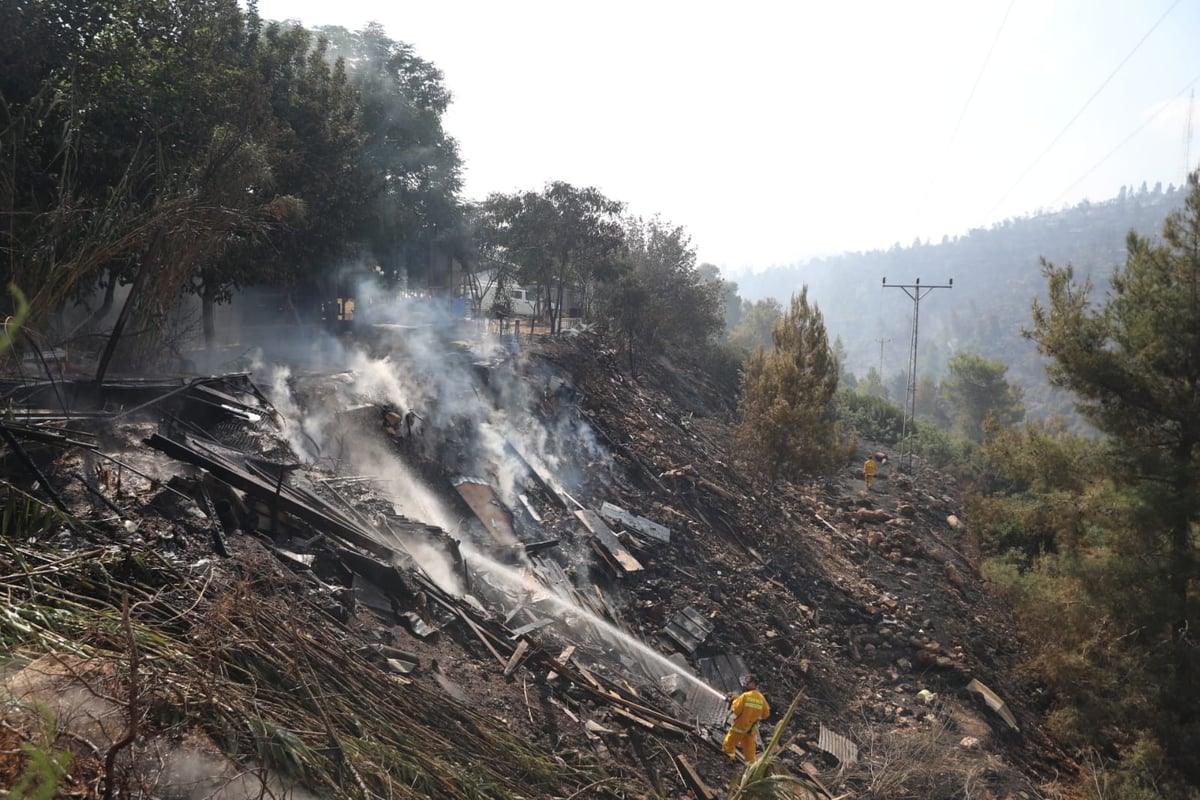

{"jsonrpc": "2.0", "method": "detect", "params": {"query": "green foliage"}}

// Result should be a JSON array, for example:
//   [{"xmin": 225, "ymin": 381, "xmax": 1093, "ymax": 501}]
[
  {"xmin": 832, "ymin": 389, "xmax": 904, "ymax": 442},
  {"xmin": 940, "ymin": 351, "xmax": 1025, "ymax": 442},
  {"xmin": 319, "ymin": 22, "xmax": 464, "ymax": 279},
  {"xmin": 907, "ymin": 420, "xmax": 966, "ymax": 469},
  {"xmin": 856, "ymin": 366, "xmax": 888, "ymax": 401},
  {"xmin": 729, "ymin": 297, "xmax": 783, "ymax": 352},
  {"xmin": 601, "ymin": 217, "xmax": 723, "ymax": 375},
  {"xmin": 735, "ymin": 186, "xmax": 1188, "ymax": 426},
  {"xmin": 479, "ymin": 182, "xmax": 625, "ymax": 333},
  {"xmin": 1, "ymin": 284, "xmax": 29, "ymax": 355},
  {"xmin": 1, "ymin": 483, "xmax": 78, "ymax": 541},
  {"xmin": 734, "ymin": 288, "xmax": 846, "ymax": 479},
  {"xmin": 9, "ymin": 704, "xmax": 72, "ymax": 800},
  {"xmin": 970, "ymin": 172, "xmax": 1200, "ymax": 795},
  {"xmin": 2, "ymin": 3, "xmax": 462, "ymax": 346},
  {"xmin": 702, "ymin": 341, "xmax": 750, "ymax": 398}
]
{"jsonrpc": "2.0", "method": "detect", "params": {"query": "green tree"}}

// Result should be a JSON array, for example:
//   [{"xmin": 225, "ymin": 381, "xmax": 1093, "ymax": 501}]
[
  {"xmin": 480, "ymin": 182, "xmax": 625, "ymax": 333},
  {"xmin": 1016, "ymin": 170, "xmax": 1200, "ymax": 787},
  {"xmin": 605, "ymin": 217, "xmax": 723, "ymax": 374},
  {"xmin": 912, "ymin": 373, "xmax": 945, "ymax": 424},
  {"xmin": 2, "ymin": 0, "xmax": 281, "ymax": 352},
  {"xmin": 729, "ymin": 298, "xmax": 783, "ymax": 352},
  {"xmin": 856, "ymin": 366, "xmax": 888, "ymax": 400},
  {"xmin": 940, "ymin": 351, "xmax": 1025, "ymax": 443},
  {"xmin": 323, "ymin": 23, "xmax": 463, "ymax": 283},
  {"xmin": 734, "ymin": 287, "xmax": 844, "ymax": 479}
]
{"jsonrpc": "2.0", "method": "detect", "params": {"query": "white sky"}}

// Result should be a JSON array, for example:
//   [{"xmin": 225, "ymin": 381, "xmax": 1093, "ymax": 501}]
[{"xmin": 252, "ymin": 0, "xmax": 1200, "ymax": 275}]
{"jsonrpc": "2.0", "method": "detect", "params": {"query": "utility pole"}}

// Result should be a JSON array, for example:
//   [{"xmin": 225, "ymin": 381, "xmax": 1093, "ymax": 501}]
[
  {"xmin": 882, "ymin": 277, "xmax": 952, "ymax": 472},
  {"xmin": 874, "ymin": 337, "xmax": 891, "ymax": 378},
  {"xmin": 1184, "ymin": 88, "xmax": 1195, "ymax": 182}
]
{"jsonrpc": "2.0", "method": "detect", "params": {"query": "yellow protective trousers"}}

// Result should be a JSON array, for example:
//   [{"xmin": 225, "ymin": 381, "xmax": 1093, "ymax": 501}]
[{"xmin": 722, "ymin": 725, "xmax": 759, "ymax": 762}]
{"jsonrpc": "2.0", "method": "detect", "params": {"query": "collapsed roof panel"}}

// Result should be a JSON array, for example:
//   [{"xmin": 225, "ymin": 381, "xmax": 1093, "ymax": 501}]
[{"xmin": 452, "ymin": 477, "xmax": 519, "ymax": 546}]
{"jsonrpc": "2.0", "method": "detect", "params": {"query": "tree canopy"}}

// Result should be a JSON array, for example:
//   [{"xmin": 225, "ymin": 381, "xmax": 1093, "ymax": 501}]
[
  {"xmin": 970, "ymin": 171, "xmax": 1200, "ymax": 796},
  {"xmin": 478, "ymin": 182, "xmax": 625, "ymax": 333},
  {"xmin": 734, "ymin": 287, "xmax": 845, "ymax": 479},
  {"xmin": 939, "ymin": 351, "xmax": 1025, "ymax": 443},
  {"xmin": 1, "ymin": 2, "xmax": 463, "ymax": 354}
]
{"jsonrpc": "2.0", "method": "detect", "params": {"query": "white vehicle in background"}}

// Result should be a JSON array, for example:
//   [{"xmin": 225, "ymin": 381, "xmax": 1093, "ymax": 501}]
[{"xmin": 479, "ymin": 282, "xmax": 538, "ymax": 318}]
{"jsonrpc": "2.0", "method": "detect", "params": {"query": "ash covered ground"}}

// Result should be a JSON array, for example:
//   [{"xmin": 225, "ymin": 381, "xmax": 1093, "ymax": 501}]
[{"xmin": 0, "ymin": 311, "xmax": 1075, "ymax": 799}]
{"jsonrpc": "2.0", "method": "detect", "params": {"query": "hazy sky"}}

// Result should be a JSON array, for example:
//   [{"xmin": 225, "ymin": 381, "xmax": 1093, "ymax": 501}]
[{"xmin": 252, "ymin": 0, "xmax": 1200, "ymax": 275}]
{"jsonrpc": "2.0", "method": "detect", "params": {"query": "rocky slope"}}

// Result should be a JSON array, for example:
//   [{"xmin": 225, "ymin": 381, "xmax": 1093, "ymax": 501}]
[{"xmin": 0, "ymin": 327, "xmax": 1073, "ymax": 799}]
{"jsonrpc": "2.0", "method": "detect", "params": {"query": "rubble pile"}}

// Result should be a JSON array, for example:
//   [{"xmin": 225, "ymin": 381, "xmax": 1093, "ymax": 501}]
[{"xmin": 0, "ymin": 331, "xmax": 1072, "ymax": 799}]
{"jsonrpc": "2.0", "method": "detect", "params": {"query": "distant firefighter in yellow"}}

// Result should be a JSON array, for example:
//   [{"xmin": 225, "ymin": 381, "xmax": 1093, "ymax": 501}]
[
  {"xmin": 723, "ymin": 674, "xmax": 770, "ymax": 763},
  {"xmin": 864, "ymin": 457, "xmax": 877, "ymax": 490}
]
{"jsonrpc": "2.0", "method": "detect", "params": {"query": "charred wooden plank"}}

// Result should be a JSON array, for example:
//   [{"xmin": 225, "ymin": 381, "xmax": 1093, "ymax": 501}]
[
  {"xmin": 503, "ymin": 639, "xmax": 532, "ymax": 677},
  {"xmin": 599, "ymin": 501, "xmax": 670, "ymax": 544},
  {"xmin": 577, "ymin": 509, "xmax": 643, "ymax": 573},
  {"xmin": 674, "ymin": 754, "xmax": 716, "ymax": 800}
]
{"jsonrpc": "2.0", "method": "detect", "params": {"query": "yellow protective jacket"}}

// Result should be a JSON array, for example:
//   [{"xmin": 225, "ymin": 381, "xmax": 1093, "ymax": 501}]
[
  {"xmin": 864, "ymin": 459, "xmax": 877, "ymax": 478},
  {"xmin": 729, "ymin": 689, "xmax": 770, "ymax": 734}
]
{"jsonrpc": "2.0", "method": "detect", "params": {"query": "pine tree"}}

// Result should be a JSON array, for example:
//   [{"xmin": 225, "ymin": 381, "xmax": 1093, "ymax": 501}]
[
  {"xmin": 1029, "ymin": 170, "xmax": 1200, "ymax": 782},
  {"xmin": 734, "ymin": 287, "xmax": 843, "ymax": 479},
  {"xmin": 940, "ymin": 351, "xmax": 1025, "ymax": 443}
]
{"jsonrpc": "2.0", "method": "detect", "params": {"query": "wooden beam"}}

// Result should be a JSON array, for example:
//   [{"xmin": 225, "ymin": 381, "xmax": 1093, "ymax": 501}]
[
  {"xmin": 504, "ymin": 639, "xmax": 532, "ymax": 677},
  {"xmin": 674, "ymin": 754, "xmax": 716, "ymax": 800}
]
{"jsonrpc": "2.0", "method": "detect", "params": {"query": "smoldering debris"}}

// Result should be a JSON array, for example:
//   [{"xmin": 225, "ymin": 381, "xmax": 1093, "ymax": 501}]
[{"xmin": 0, "ymin": 322, "xmax": 731, "ymax": 771}]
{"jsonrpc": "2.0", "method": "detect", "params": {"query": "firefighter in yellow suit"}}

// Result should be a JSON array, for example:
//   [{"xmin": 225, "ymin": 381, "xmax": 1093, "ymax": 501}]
[
  {"xmin": 723, "ymin": 674, "xmax": 770, "ymax": 763},
  {"xmin": 863, "ymin": 457, "xmax": 877, "ymax": 490}
]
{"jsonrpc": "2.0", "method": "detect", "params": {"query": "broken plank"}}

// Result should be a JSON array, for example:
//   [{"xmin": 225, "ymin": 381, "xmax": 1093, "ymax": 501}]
[
  {"xmin": 674, "ymin": 754, "xmax": 716, "ymax": 800},
  {"xmin": 574, "ymin": 663, "xmax": 605, "ymax": 691},
  {"xmin": 455, "ymin": 608, "xmax": 510, "ymax": 668},
  {"xmin": 504, "ymin": 639, "xmax": 532, "ymax": 677},
  {"xmin": 612, "ymin": 706, "xmax": 691, "ymax": 737},
  {"xmin": 599, "ymin": 501, "xmax": 670, "ymax": 544},
  {"xmin": 577, "ymin": 509, "xmax": 643, "ymax": 573},
  {"xmin": 549, "ymin": 696, "xmax": 579, "ymax": 723},
  {"xmin": 800, "ymin": 762, "xmax": 836, "ymax": 800},
  {"xmin": 610, "ymin": 706, "xmax": 658, "ymax": 731},
  {"xmin": 547, "ymin": 645, "xmax": 576, "ymax": 682}
]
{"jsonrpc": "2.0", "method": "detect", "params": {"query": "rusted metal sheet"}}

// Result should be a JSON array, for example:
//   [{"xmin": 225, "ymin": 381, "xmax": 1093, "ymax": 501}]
[
  {"xmin": 576, "ymin": 509, "xmax": 643, "ymax": 573},
  {"xmin": 817, "ymin": 724, "xmax": 859, "ymax": 765},
  {"xmin": 453, "ymin": 477, "xmax": 519, "ymax": 545},
  {"xmin": 966, "ymin": 678, "xmax": 1019, "ymax": 730},
  {"xmin": 599, "ymin": 501, "xmax": 670, "ymax": 544},
  {"xmin": 662, "ymin": 605, "xmax": 715, "ymax": 654}
]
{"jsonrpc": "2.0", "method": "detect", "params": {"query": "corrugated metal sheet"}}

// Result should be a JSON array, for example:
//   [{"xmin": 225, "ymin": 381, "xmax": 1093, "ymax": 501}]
[{"xmin": 817, "ymin": 724, "xmax": 859, "ymax": 765}]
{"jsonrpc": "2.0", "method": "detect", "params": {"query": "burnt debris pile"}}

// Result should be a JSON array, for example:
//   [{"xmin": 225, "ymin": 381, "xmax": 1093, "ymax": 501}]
[{"xmin": 1, "ymin": 329, "xmax": 1067, "ymax": 799}]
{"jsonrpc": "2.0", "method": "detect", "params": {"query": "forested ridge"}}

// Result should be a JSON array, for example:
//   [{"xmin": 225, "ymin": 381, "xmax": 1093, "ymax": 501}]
[{"xmin": 735, "ymin": 185, "xmax": 1187, "ymax": 422}]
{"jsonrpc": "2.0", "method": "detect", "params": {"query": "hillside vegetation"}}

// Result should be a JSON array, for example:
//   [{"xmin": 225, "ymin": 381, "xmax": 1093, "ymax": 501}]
[{"xmin": 734, "ymin": 185, "xmax": 1186, "ymax": 422}]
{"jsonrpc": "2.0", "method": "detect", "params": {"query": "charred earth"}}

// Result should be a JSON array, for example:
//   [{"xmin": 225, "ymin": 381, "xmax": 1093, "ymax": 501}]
[{"xmin": 0, "ymin": 323, "xmax": 1071, "ymax": 799}]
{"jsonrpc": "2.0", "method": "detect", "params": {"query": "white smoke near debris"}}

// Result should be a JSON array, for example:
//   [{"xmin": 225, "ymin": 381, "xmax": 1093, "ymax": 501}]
[
  {"xmin": 150, "ymin": 747, "xmax": 321, "ymax": 800},
  {"xmin": 248, "ymin": 276, "xmax": 614, "ymax": 577}
]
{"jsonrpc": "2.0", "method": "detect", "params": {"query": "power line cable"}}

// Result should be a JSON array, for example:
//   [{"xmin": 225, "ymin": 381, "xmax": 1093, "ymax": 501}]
[
  {"xmin": 942, "ymin": 1, "xmax": 1016, "ymax": 170},
  {"xmin": 1053, "ymin": 71, "xmax": 1200, "ymax": 204},
  {"xmin": 986, "ymin": 0, "xmax": 1184, "ymax": 217},
  {"xmin": 919, "ymin": 0, "xmax": 1015, "ymax": 215}
]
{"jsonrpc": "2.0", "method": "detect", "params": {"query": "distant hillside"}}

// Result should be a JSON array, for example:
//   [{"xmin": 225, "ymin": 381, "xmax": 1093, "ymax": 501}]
[{"xmin": 736, "ymin": 184, "xmax": 1187, "ymax": 422}]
